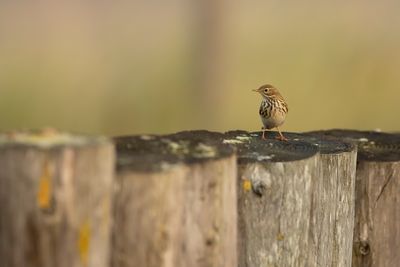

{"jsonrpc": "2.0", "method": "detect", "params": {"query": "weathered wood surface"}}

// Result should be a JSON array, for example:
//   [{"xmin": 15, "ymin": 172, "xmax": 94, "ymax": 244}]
[
  {"xmin": 112, "ymin": 131, "xmax": 237, "ymax": 267},
  {"xmin": 302, "ymin": 132, "xmax": 357, "ymax": 267},
  {"xmin": 310, "ymin": 130, "xmax": 400, "ymax": 267},
  {"xmin": 224, "ymin": 131, "xmax": 320, "ymax": 267},
  {"xmin": 0, "ymin": 130, "xmax": 115, "ymax": 267},
  {"xmin": 224, "ymin": 130, "xmax": 357, "ymax": 267}
]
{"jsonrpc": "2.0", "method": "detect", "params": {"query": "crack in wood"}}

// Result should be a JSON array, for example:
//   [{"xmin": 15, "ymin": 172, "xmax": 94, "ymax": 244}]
[
  {"xmin": 277, "ymin": 165, "xmax": 286, "ymax": 265},
  {"xmin": 375, "ymin": 170, "xmax": 394, "ymax": 204}
]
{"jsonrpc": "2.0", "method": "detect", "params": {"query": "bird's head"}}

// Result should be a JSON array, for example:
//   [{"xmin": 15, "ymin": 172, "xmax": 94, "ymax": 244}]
[{"xmin": 253, "ymin": 84, "xmax": 281, "ymax": 99}]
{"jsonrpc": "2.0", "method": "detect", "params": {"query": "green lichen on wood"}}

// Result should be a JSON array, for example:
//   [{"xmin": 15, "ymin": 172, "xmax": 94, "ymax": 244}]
[
  {"xmin": 0, "ymin": 129, "xmax": 108, "ymax": 148},
  {"xmin": 115, "ymin": 130, "xmax": 234, "ymax": 172}
]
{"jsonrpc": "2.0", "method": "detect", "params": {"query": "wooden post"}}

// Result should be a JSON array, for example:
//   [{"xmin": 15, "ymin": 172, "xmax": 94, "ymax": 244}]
[
  {"xmin": 300, "ymin": 133, "xmax": 357, "ymax": 267},
  {"xmin": 225, "ymin": 131, "xmax": 357, "ymax": 267},
  {"xmin": 112, "ymin": 130, "xmax": 237, "ymax": 267},
  {"xmin": 309, "ymin": 130, "xmax": 400, "ymax": 267},
  {"xmin": 0, "ymin": 129, "xmax": 115, "ymax": 267},
  {"xmin": 224, "ymin": 131, "xmax": 320, "ymax": 267}
]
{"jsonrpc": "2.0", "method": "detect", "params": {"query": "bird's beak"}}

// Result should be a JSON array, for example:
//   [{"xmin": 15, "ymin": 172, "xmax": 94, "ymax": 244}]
[{"xmin": 252, "ymin": 89, "xmax": 258, "ymax": 92}]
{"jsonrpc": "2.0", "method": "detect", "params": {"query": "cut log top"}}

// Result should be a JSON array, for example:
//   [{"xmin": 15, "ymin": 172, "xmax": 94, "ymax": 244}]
[
  {"xmin": 290, "ymin": 132, "xmax": 355, "ymax": 154},
  {"xmin": 114, "ymin": 130, "xmax": 235, "ymax": 172},
  {"xmin": 224, "ymin": 131, "xmax": 319, "ymax": 163},
  {"xmin": 0, "ymin": 128, "xmax": 109, "ymax": 149},
  {"xmin": 308, "ymin": 129, "xmax": 400, "ymax": 161}
]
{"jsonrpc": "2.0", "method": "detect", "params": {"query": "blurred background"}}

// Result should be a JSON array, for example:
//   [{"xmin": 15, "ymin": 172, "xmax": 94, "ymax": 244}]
[{"xmin": 0, "ymin": 0, "xmax": 399, "ymax": 136}]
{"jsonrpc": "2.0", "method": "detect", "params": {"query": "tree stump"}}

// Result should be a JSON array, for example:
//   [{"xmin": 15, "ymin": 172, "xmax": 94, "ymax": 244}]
[
  {"xmin": 310, "ymin": 130, "xmax": 400, "ymax": 267},
  {"xmin": 224, "ymin": 130, "xmax": 320, "ymax": 267},
  {"xmin": 112, "ymin": 130, "xmax": 237, "ymax": 267},
  {"xmin": 0, "ymin": 129, "xmax": 115, "ymax": 267},
  {"xmin": 301, "ymin": 132, "xmax": 357, "ymax": 267}
]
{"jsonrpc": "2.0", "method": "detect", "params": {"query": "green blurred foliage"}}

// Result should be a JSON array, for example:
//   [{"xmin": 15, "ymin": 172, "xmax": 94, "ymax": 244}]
[{"xmin": 0, "ymin": 1, "xmax": 399, "ymax": 135}]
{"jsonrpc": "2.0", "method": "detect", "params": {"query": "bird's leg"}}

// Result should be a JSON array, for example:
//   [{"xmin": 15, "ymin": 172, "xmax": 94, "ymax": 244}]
[
  {"xmin": 275, "ymin": 127, "xmax": 288, "ymax": 141},
  {"xmin": 261, "ymin": 127, "xmax": 267, "ymax": 140}
]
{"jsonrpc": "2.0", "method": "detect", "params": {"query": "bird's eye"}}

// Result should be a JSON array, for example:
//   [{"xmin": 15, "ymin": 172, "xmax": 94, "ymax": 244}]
[{"xmin": 264, "ymin": 89, "xmax": 268, "ymax": 93}]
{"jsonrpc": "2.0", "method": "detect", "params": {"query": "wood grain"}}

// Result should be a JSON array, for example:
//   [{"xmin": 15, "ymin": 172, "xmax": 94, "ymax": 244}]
[
  {"xmin": 225, "ymin": 131, "xmax": 319, "ymax": 267},
  {"xmin": 0, "ymin": 130, "xmax": 115, "ymax": 267},
  {"xmin": 112, "ymin": 131, "xmax": 237, "ymax": 267},
  {"xmin": 310, "ymin": 130, "xmax": 400, "ymax": 267}
]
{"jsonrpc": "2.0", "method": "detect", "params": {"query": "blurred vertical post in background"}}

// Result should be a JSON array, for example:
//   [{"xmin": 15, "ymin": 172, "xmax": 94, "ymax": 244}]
[{"xmin": 189, "ymin": 0, "xmax": 228, "ymax": 128}]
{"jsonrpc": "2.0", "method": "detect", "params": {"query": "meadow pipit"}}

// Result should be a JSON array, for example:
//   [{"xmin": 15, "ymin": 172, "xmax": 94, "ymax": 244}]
[{"xmin": 253, "ymin": 84, "xmax": 288, "ymax": 141}]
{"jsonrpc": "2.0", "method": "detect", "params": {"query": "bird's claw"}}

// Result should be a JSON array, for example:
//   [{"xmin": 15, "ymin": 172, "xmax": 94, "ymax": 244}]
[{"xmin": 276, "ymin": 135, "xmax": 288, "ymax": 141}]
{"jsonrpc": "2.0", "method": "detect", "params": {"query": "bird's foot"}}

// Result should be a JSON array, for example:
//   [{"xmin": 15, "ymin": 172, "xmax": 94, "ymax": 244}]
[
  {"xmin": 261, "ymin": 131, "xmax": 268, "ymax": 140},
  {"xmin": 276, "ymin": 135, "xmax": 288, "ymax": 141}
]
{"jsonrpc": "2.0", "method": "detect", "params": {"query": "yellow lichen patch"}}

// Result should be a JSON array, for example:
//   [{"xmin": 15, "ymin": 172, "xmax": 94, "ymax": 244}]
[
  {"xmin": 157, "ymin": 223, "xmax": 169, "ymax": 251},
  {"xmin": 242, "ymin": 179, "xmax": 252, "ymax": 192},
  {"xmin": 37, "ymin": 161, "xmax": 52, "ymax": 209},
  {"xmin": 78, "ymin": 221, "xmax": 91, "ymax": 266},
  {"xmin": 276, "ymin": 232, "xmax": 285, "ymax": 241},
  {"xmin": 101, "ymin": 197, "xmax": 111, "ymax": 238}
]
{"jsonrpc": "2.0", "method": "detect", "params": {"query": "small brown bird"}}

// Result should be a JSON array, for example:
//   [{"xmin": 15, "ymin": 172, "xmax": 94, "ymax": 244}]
[{"xmin": 253, "ymin": 84, "xmax": 289, "ymax": 141}]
